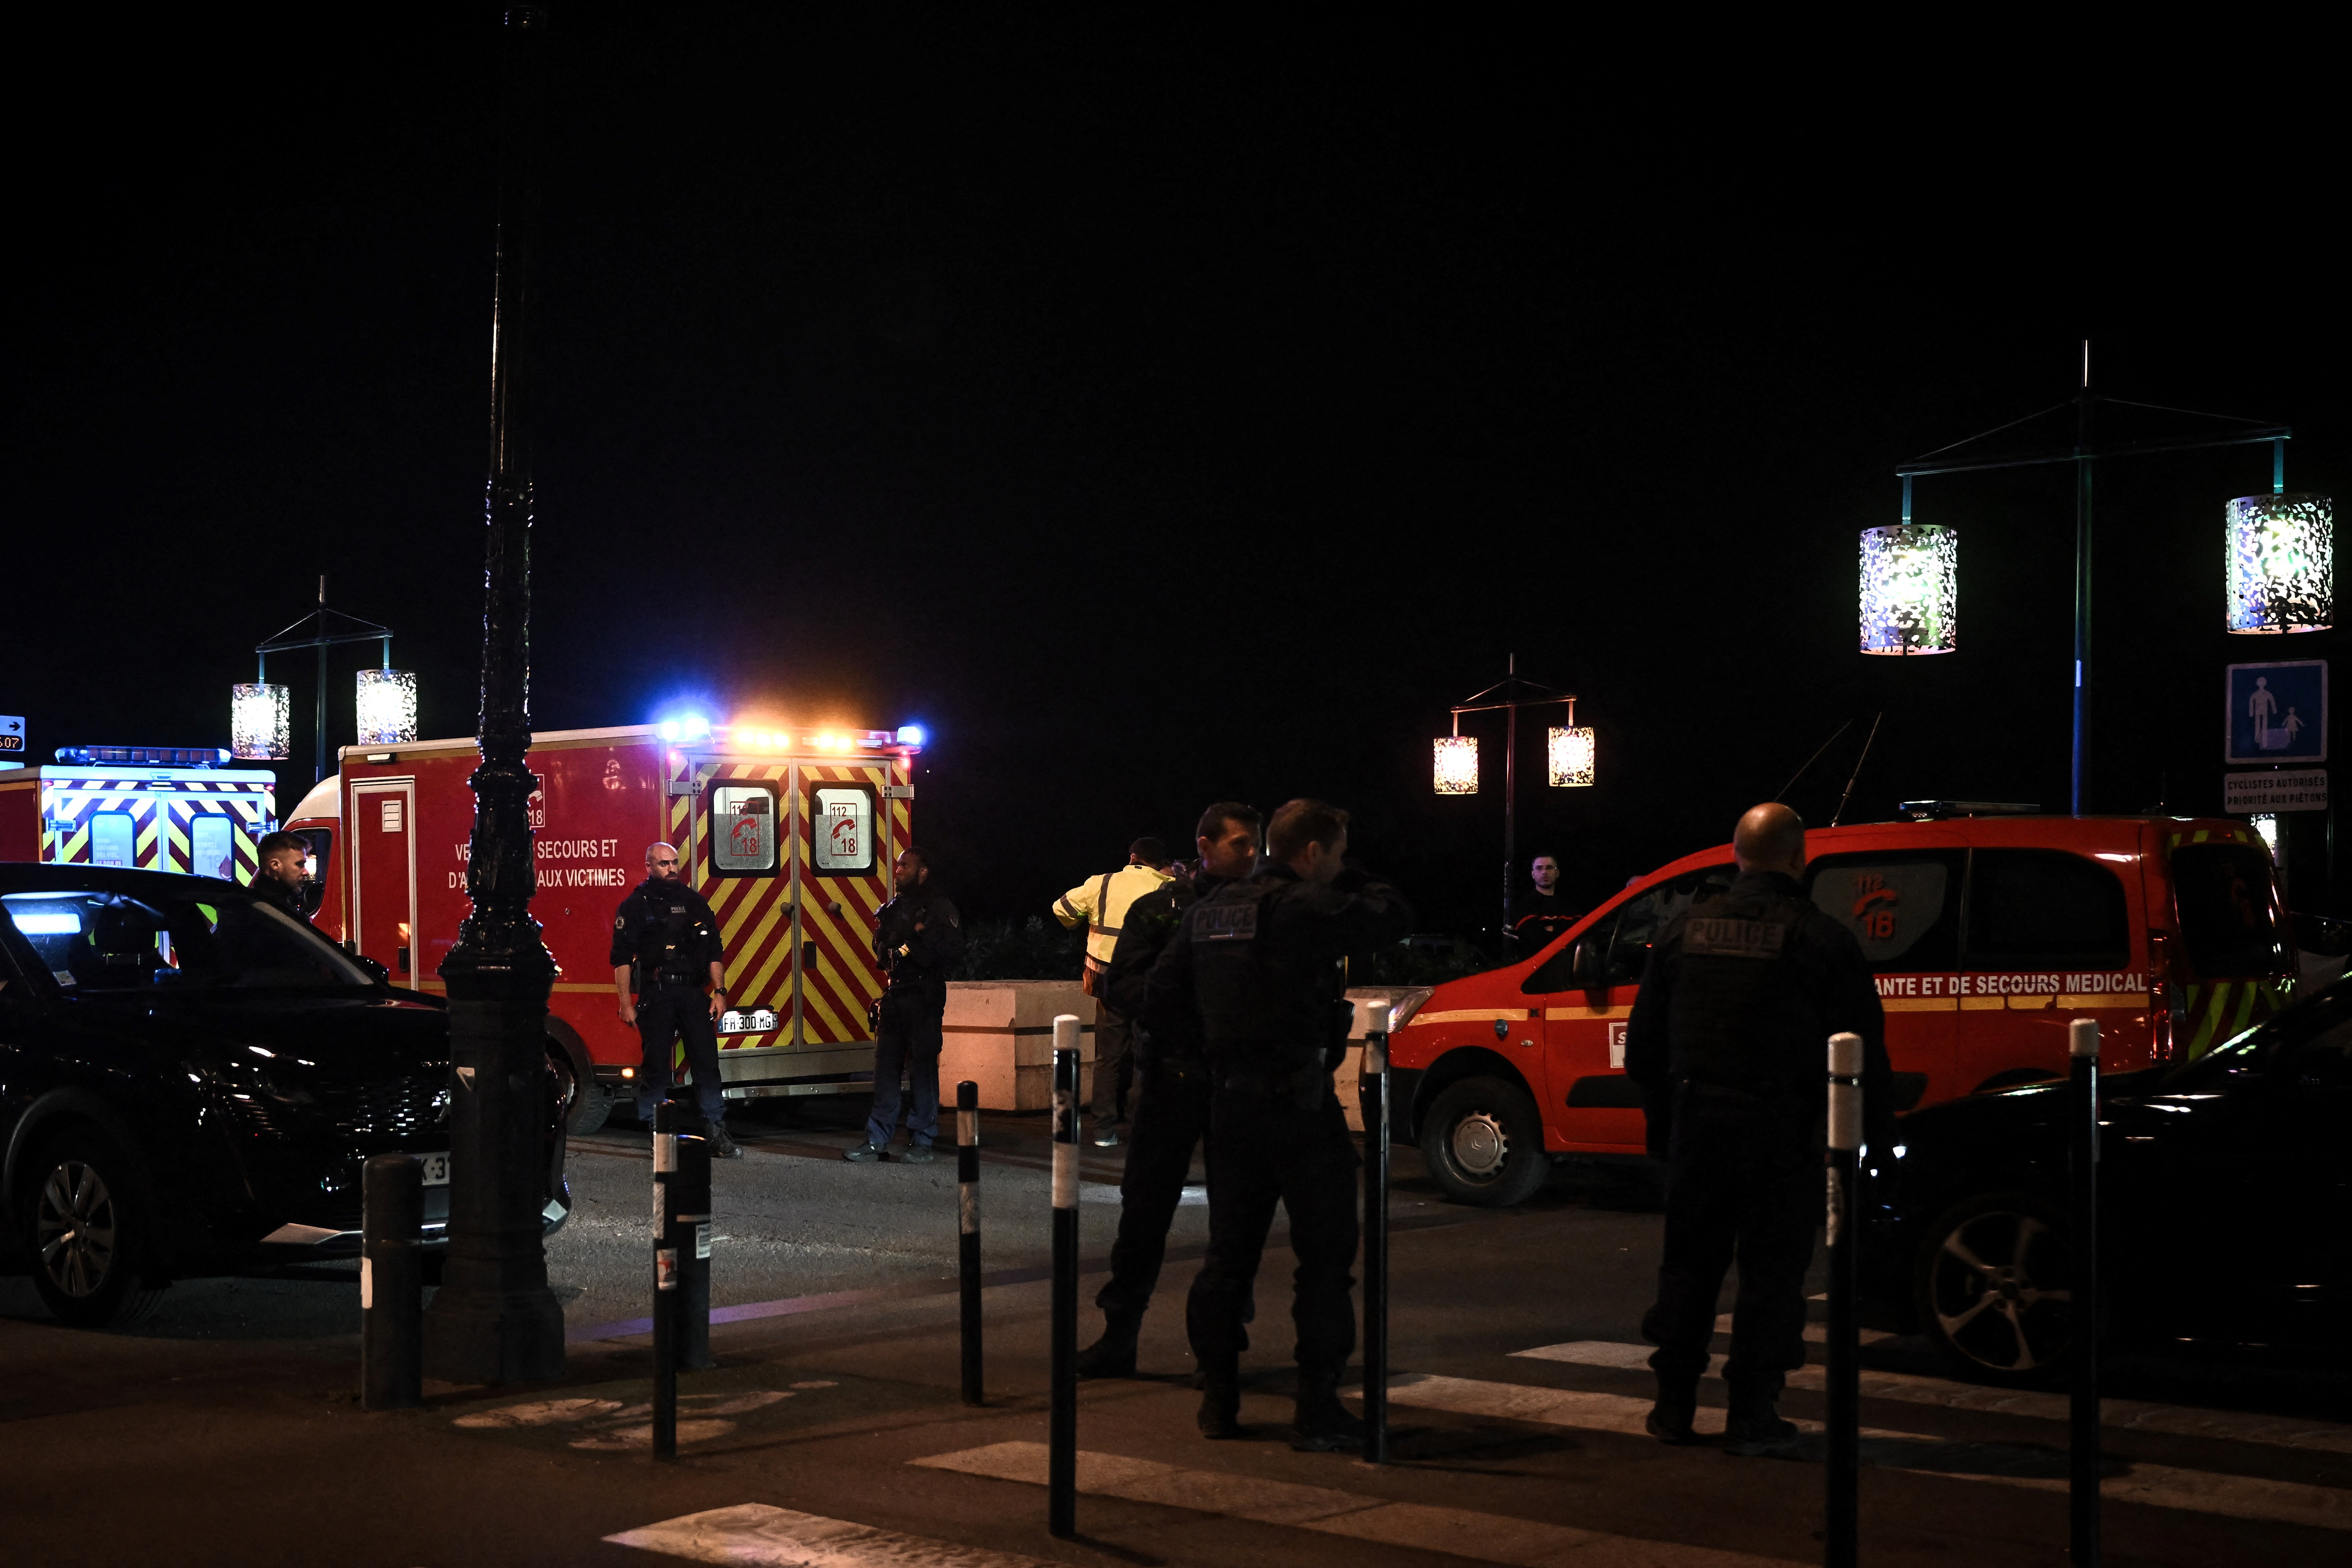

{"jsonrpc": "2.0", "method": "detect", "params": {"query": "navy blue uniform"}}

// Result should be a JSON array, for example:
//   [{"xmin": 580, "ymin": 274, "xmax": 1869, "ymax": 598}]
[
  {"xmin": 868, "ymin": 880, "xmax": 964, "ymax": 1150},
  {"xmin": 1623, "ymin": 869, "xmax": 1889, "ymax": 1406},
  {"xmin": 1145, "ymin": 865, "xmax": 1414, "ymax": 1380},
  {"xmin": 609, "ymin": 876, "xmax": 727, "ymax": 1127}
]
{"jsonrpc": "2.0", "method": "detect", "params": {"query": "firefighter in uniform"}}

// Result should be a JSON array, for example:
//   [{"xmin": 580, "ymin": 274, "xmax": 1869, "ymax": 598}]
[
  {"xmin": 1054, "ymin": 838, "xmax": 1175, "ymax": 1143},
  {"xmin": 847, "ymin": 845, "xmax": 964, "ymax": 1163},
  {"xmin": 1146, "ymin": 798, "xmax": 1414, "ymax": 1450},
  {"xmin": 610, "ymin": 842, "xmax": 741, "ymax": 1159},
  {"xmin": 250, "ymin": 831, "xmax": 317, "ymax": 922},
  {"xmin": 1075, "ymin": 802, "xmax": 1263, "ymax": 1378},
  {"xmin": 1624, "ymin": 802, "xmax": 1888, "ymax": 1455}
]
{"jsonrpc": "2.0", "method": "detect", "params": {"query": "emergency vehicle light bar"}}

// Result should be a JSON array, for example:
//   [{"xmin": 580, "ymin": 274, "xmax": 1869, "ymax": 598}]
[
  {"xmin": 55, "ymin": 746, "xmax": 233, "ymax": 768},
  {"xmin": 1898, "ymin": 800, "xmax": 2042, "ymax": 820}
]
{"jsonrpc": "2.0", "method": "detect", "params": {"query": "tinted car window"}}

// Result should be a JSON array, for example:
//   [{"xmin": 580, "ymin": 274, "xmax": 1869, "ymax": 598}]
[
  {"xmin": 3, "ymin": 889, "xmax": 372, "ymax": 991},
  {"xmin": 2170, "ymin": 842, "xmax": 2289, "ymax": 979},
  {"xmin": 1608, "ymin": 865, "xmax": 1736, "ymax": 986},
  {"xmin": 1522, "ymin": 905, "xmax": 1620, "ymax": 993},
  {"xmin": 1962, "ymin": 850, "xmax": 2130, "ymax": 971},
  {"xmin": 1805, "ymin": 851, "xmax": 1963, "ymax": 973}
]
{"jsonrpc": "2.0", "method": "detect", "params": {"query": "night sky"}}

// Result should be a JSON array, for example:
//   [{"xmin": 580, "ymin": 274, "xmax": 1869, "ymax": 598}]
[{"xmin": 13, "ymin": 9, "xmax": 2346, "ymax": 930}]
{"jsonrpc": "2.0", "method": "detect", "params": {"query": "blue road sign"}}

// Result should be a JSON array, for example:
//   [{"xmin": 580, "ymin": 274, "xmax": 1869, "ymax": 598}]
[
  {"xmin": 0, "ymin": 715, "xmax": 22, "ymax": 755},
  {"xmin": 2226, "ymin": 661, "xmax": 2327, "ymax": 764}
]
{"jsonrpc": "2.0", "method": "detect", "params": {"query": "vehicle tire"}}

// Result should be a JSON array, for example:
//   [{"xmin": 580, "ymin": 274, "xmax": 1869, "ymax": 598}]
[
  {"xmin": 18, "ymin": 1126, "xmax": 166, "ymax": 1328},
  {"xmin": 1421, "ymin": 1075, "xmax": 1550, "ymax": 1208},
  {"xmin": 1914, "ymin": 1193, "xmax": 2078, "ymax": 1387},
  {"xmin": 548, "ymin": 1042, "xmax": 605, "ymax": 1135},
  {"xmin": 568, "ymin": 1074, "xmax": 611, "ymax": 1136}
]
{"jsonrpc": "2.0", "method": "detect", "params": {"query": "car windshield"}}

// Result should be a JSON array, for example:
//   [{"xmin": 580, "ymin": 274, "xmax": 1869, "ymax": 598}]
[
  {"xmin": 2, "ymin": 888, "xmax": 374, "ymax": 992},
  {"xmin": 2170, "ymin": 841, "xmax": 2290, "ymax": 978}
]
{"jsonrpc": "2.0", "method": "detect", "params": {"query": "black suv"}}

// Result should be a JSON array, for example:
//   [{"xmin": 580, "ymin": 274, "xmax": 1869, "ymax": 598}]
[{"xmin": 0, "ymin": 865, "xmax": 566, "ymax": 1325}]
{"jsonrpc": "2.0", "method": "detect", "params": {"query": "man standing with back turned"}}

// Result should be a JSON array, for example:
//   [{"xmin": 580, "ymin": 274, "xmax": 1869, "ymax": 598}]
[
  {"xmin": 1054, "ymin": 837, "xmax": 1175, "ymax": 1144},
  {"xmin": 1624, "ymin": 802, "xmax": 1887, "ymax": 1456},
  {"xmin": 1148, "ymin": 798, "xmax": 1413, "ymax": 1451}
]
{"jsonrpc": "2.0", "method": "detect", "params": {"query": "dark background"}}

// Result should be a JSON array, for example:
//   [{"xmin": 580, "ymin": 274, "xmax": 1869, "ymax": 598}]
[{"xmin": 10, "ymin": 8, "xmax": 2345, "ymax": 932}]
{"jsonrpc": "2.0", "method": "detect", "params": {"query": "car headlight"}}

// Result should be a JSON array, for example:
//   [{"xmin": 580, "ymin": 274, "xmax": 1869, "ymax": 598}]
[{"xmin": 1383, "ymin": 987, "xmax": 1437, "ymax": 1033}]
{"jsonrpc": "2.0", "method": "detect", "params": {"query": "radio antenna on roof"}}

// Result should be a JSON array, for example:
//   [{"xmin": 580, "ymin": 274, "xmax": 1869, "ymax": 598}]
[
  {"xmin": 1830, "ymin": 712, "xmax": 1883, "ymax": 827},
  {"xmin": 1775, "ymin": 718, "xmax": 1854, "ymax": 805}
]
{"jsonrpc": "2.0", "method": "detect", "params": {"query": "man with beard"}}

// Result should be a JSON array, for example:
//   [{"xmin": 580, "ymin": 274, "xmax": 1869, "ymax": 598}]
[
  {"xmin": 611, "ymin": 842, "xmax": 739, "ymax": 1158},
  {"xmin": 846, "ymin": 845, "xmax": 965, "ymax": 1163}
]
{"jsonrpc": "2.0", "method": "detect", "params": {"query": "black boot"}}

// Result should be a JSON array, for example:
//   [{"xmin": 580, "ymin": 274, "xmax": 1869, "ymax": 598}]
[
  {"xmin": 1290, "ymin": 1367, "xmax": 1368, "ymax": 1453},
  {"xmin": 1076, "ymin": 1311, "xmax": 1142, "ymax": 1380},
  {"xmin": 1724, "ymin": 1382, "xmax": 1802, "ymax": 1458},
  {"xmin": 1645, "ymin": 1382, "xmax": 1702, "ymax": 1446},
  {"xmin": 1196, "ymin": 1356, "xmax": 1242, "ymax": 1440}
]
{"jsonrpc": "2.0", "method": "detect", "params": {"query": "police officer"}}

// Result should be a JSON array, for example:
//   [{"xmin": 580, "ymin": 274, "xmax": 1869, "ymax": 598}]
[
  {"xmin": 250, "ymin": 831, "xmax": 317, "ymax": 922},
  {"xmin": 1146, "ymin": 798, "xmax": 1413, "ymax": 1451},
  {"xmin": 1075, "ymin": 801, "xmax": 1263, "ymax": 1379},
  {"xmin": 1624, "ymin": 802, "xmax": 1888, "ymax": 1456},
  {"xmin": 846, "ymin": 844, "xmax": 964, "ymax": 1163},
  {"xmin": 610, "ymin": 842, "xmax": 740, "ymax": 1159}
]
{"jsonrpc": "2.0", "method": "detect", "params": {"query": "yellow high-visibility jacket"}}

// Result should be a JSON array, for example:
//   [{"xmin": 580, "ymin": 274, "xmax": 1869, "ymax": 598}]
[{"xmin": 1053, "ymin": 863, "xmax": 1174, "ymax": 974}]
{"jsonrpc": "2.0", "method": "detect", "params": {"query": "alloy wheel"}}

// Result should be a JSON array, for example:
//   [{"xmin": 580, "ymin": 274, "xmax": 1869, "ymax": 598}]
[
  {"xmin": 1926, "ymin": 1208, "xmax": 2072, "ymax": 1375},
  {"xmin": 36, "ymin": 1159, "xmax": 120, "ymax": 1299}
]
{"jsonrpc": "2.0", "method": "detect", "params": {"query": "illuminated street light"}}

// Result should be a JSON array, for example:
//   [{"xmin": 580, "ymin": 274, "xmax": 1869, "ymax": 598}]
[
  {"xmin": 1432, "ymin": 734, "xmax": 1479, "ymax": 794},
  {"xmin": 355, "ymin": 668, "xmax": 420, "ymax": 745},
  {"xmin": 230, "ymin": 683, "xmax": 291, "ymax": 760},
  {"xmin": 2226, "ymin": 492, "xmax": 2334, "ymax": 634},
  {"xmin": 1858, "ymin": 523, "xmax": 1958, "ymax": 655},
  {"xmin": 1547, "ymin": 722, "xmax": 1596, "ymax": 787}
]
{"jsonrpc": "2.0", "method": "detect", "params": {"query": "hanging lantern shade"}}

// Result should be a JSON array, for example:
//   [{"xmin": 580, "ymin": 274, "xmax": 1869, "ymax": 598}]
[
  {"xmin": 355, "ymin": 668, "xmax": 420, "ymax": 745},
  {"xmin": 1432, "ymin": 735, "xmax": 1479, "ymax": 794},
  {"xmin": 231, "ymin": 683, "xmax": 291, "ymax": 760},
  {"xmin": 1547, "ymin": 725, "xmax": 1595, "ymax": 787},
  {"xmin": 1858, "ymin": 524, "xmax": 1958, "ymax": 655},
  {"xmin": 2226, "ymin": 493, "xmax": 2333, "ymax": 634}
]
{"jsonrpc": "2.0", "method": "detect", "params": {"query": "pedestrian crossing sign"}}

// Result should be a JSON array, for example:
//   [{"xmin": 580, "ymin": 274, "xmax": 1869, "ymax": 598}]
[{"xmin": 2225, "ymin": 660, "xmax": 2327, "ymax": 764}]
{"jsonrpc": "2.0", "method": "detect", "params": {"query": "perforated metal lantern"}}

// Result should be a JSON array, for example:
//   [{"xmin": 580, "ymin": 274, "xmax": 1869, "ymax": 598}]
[
  {"xmin": 231, "ymin": 683, "xmax": 290, "ymax": 760},
  {"xmin": 1547, "ymin": 725, "xmax": 1595, "ymax": 787},
  {"xmin": 1858, "ymin": 524, "xmax": 1957, "ymax": 655},
  {"xmin": 1432, "ymin": 735, "xmax": 1479, "ymax": 794},
  {"xmin": 2226, "ymin": 493, "xmax": 2334, "ymax": 634},
  {"xmin": 355, "ymin": 667, "xmax": 419, "ymax": 745}
]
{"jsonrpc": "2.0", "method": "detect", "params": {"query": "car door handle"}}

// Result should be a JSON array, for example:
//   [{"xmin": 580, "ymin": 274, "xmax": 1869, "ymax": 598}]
[
  {"xmin": 802, "ymin": 941, "xmax": 818, "ymax": 971},
  {"xmin": 397, "ymin": 946, "xmax": 411, "ymax": 974}
]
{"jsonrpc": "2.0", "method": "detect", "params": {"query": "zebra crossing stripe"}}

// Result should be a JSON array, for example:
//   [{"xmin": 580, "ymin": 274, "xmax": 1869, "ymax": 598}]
[
  {"xmin": 1512, "ymin": 1341, "xmax": 2352, "ymax": 1455},
  {"xmin": 605, "ymin": 1503, "xmax": 1059, "ymax": 1566},
  {"xmin": 912, "ymin": 1439, "xmax": 1807, "ymax": 1567}
]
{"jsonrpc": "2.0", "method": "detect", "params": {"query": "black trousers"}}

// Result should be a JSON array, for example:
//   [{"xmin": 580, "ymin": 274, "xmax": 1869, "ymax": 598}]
[
  {"xmin": 1186, "ymin": 1087, "xmax": 1359, "ymax": 1376},
  {"xmin": 1641, "ymin": 1084, "xmax": 1818, "ymax": 1401},
  {"xmin": 636, "ymin": 984, "xmax": 725, "ymax": 1125},
  {"xmin": 1095, "ymin": 1056, "xmax": 1214, "ymax": 1319},
  {"xmin": 1091, "ymin": 1002, "xmax": 1136, "ymax": 1124},
  {"xmin": 866, "ymin": 989, "xmax": 944, "ymax": 1148}
]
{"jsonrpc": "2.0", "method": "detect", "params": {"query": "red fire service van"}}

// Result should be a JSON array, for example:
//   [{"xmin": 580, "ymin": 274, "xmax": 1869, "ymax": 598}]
[
  {"xmin": 287, "ymin": 718, "xmax": 922, "ymax": 1133},
  {"xmin": 1382, "ymin": 805, "xmax": 2296, "ymax": 1207},
  {"xmin": 0, "ymin": 746, "xmax": 277, "ymax": 878}
]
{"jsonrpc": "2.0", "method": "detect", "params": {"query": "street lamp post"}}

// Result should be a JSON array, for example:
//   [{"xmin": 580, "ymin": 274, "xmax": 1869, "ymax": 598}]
[
  {"xmin": 1892, "ymin": 344, "xmax": 2298, "ymax": 815},
  {"xmin": 250, "ymin": 578, "xmax": 401, "ymax": 782},
  {"xmin": 1439, "ymin": 657, "xmax": 1581, "ymax": 940},
  {"xmin": 421, "ymin": 4, "xmax": 565, "ymax": 1386}
]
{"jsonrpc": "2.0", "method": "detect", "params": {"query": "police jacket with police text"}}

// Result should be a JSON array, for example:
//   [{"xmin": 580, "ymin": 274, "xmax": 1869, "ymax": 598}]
[
  {"xmin": 1623, "ymin": 869, "xmax": 1889, "ymax": 1144},
  {"xmin": 876, "ymin": 880, "xmax": 965, "ymax": 994},
  {"xmin": 1143, "ymin": 864, "xmax": 1414, "ymax": 1076},
  {"xmin": 609, "ymin": 877, "xmax": 725, "ymax": 988}
]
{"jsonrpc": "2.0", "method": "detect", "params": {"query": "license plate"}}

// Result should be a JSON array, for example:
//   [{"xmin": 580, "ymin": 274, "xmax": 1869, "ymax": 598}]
[{"xmin": 419, "ymin": 1153, "xmax": 450, "ymax": 1187}]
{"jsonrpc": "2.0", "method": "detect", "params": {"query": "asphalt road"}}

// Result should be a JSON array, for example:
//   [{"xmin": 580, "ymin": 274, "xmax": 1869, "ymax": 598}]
[{"xmin": 2, "ymin": 1098, "xmax": 2346, "ymax": 1568}]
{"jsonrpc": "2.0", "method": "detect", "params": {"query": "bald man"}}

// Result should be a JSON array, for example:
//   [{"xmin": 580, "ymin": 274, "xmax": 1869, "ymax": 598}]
[
  {"xmin": 1623, "ymin": 802, "xmax": 1888, "ymax": 1457},
  {"xmin": 610, "ymin": 842, "xmax": 739, "ymax": 1158}
]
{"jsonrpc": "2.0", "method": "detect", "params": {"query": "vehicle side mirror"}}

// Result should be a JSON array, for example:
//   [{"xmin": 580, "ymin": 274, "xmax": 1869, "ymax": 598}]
[
  {"xmin": 1571, "ymin": 938, "xmax": 1608, "ymax": 990},
  {"xmin": 352, "ymin": 954, "xmax": 390, "ymax": 985}
]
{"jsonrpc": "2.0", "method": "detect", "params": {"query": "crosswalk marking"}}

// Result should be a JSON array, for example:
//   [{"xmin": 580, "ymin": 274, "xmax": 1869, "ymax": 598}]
[
  {"xmin": 1512, "ymin": 1341, "xmax": 2352, "ymax": 1455},
  {"xmin": 1712, "ymin": 1313, "xmax": 1892, "ymax": 1344},
  {"xmin": 605, "ymin": 1503, "xmax": 1060, "ymax": 1566},
  {"xmin": 1380, "ymin": 1373, "xmax": 2352, "ymax": 1533},
  {"xmin": 914, "ymin": 1439, "xmax": 1809, "ymax": 1567}
]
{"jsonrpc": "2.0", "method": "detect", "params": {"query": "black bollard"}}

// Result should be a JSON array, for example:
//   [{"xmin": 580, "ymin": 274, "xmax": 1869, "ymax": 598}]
[
  {"xmin": 957, "ymin": 1079, "xmax": 983, "ymax": 1406},
  {"xmin": 2069, "ymin": 1018, "xmax": 2101, "ymax": 1564},
  {"xmin": 1361, "ymin": 1017, "xmax": 1391, "ymax": 1463},
  {"xmin": 674, "ymin": 1129, "xmax": 714, "ymax": 1372},
  {"xmin": 361, "ymin": 1153, "xmax": 424, "ymax": 1410},
  {"xmin": 1049, "ymin": 1019, "xmax": 1080, "ymax": 1539},
  {"xmin": 652, "ymin": 1102, "xmax": 679, "ymax": 1462},
  {"xmin": 1824, "ymin": 1031, "xmax": 1864, "ymax": 1568}
]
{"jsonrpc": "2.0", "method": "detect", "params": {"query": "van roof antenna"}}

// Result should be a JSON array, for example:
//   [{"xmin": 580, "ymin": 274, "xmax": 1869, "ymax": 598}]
[
  {"xmin": 1830, "ymin": 712, "xmax": 1883, "ymax": 827},
  {"xmin": 1775, "ymin": 718, "xmax": 1853, "ymax": 804}
]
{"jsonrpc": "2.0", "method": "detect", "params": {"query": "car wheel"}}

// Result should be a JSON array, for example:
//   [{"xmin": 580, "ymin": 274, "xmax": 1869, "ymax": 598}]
[
  {"xmin": 1914, "ymin": 1194, "xmax": 2077, "ymax": 1387},
  {"xmin": 568, "ymin": 1073, "xmax": 611, "ymax": 1136},
  {"xmin": 1421, "ymin": 1075, "xmax": 1550, "ymax": 1208},
  {"xmin": 20, "ymin": 1127, "xmax": 165, "ymax": 1328}
]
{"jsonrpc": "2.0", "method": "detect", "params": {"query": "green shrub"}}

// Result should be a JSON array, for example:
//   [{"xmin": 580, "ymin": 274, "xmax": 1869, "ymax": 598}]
[{"xmin": 951, "ymin": 915, "xmax": 1089, "ymax": 982}]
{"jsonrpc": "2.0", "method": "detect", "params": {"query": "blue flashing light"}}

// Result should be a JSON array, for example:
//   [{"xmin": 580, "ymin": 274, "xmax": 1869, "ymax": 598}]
[
  {"xmin": 9, "ymin": 909, "xmax": 81, "ymax": 937},
  {"xmin": 656, "ymin": 720, "xmax": 682, "ymax": 743},
  {"xmin": 654, "ymin": 713, "xmax": 711, "ymax": 744},
  {"xmin": 681, "ymin": 714, "xmax": 711, "ymax": 740},
  {"xmin": 896, "ymin": 724, "xmax": 927, "ymax": 748}
]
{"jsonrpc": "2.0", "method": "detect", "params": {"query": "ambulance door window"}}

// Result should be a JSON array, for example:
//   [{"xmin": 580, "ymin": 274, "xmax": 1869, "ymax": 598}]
[
  {"xmin": 89, "ymin": 812, "xmax": 135, "ymax": 869},
  {"xmin": 191, "ymin": 815, "xmax": 237, "ymax": 881},
  {"xmin": 1963, "ymin": 850, "xmax": 2130, "ymax": 971},
  {"xmin": 810, "ymin": 784, "xmax": 877, "ymax": 875},
  {"xmin": 709, "ymin": 783, "xmax": 780, "ymax": 876}
]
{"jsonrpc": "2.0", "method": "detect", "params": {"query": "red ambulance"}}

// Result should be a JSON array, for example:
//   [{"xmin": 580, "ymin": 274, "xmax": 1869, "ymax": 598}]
[
  {"xmin": 287, "ymin": 719, "xmax": 921, "ymax": 1132},
  {"xmin": 1380, "ymin": 806, "xmax": 2297, "ymax": 1207},
  {"xmin": 0, "ymin": 746, "xmax": 277, "ymax": 879}
]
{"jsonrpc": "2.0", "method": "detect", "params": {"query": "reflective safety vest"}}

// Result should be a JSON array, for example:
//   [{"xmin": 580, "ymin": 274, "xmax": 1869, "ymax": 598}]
[{"xmin": 1054, "ymin": 863, "xmax": 1174, "ymax": 974}]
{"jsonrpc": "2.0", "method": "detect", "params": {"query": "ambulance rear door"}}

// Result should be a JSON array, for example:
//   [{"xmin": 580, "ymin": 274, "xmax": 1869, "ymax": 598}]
[
  {"xmin": 794, "ymin": 757, "xmax": 903, "ymax": 1050},
  {"xmin": 693, "ymin": 759, "xmax": 792, "ymax": 1069}
]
